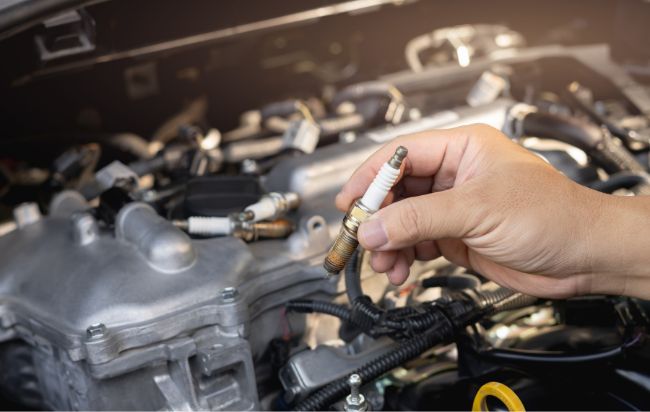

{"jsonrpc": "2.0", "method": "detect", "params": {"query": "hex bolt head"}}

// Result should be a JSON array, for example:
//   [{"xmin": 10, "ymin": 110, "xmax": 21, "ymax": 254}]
[
  {"xmin": 221, "ymin": 287, "xmax": 239, "ymax": 303},
  {"xmin": 86, "ymin": 323, "xmax": 107, "ymax": 340}
]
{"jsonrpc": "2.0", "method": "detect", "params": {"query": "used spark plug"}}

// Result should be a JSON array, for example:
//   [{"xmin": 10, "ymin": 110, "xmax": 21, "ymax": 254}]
[
  {"xmin": 238, "ymin": 192, "xmax": 300, "ymax": 222},
  {"xmin": 173, "ymin": 216, "xmax": 294, "ymax": 241},
  {"xmin": 324, "ymin": 146, "xmax": 407, "ymax": 275}
]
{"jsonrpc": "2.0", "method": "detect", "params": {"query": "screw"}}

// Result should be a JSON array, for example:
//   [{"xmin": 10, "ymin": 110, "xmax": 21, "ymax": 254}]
[
  {"xmin": 221, "ymin": 287, "xmax": 239, "ymax": 303},
  {"xmin": 86, "ymin": 323, "xmax": 106, "ymax": 340}
]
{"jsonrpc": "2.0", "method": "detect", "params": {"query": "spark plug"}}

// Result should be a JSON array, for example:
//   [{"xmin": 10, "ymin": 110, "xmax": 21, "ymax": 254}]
[
  {"xmin": 173, "ymin": 216, "xmax": 294, "ymax": 241},
  {"xmin": 238, "ymin": 192, "xmax": 300, "ymax": 222},
  {"xmin": 324, "ymin": 146, "xmax": 407, "ymax": 274}
]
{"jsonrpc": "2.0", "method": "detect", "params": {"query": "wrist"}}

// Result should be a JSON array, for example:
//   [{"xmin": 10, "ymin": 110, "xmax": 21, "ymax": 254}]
[{"xmin": 586, "ymin": 192, "xmax": 650, "ymax": 298}]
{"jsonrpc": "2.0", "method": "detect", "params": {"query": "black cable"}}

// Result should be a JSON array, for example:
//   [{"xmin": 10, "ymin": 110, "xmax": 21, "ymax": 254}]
[
  {"xmin": 291, "ymin": 284, "xmax": 535, "ymax": 410},
  {"xmin": 345, "ymin": 249, "xmax": 364, "ymax": 303},
  {"xmin": 284, "ymin": 300, "xmax": 351, "ymax": 322},
  {"xmin": 481, "ymin": 346, "xmax": 622, "ymax": 364},
  {"xmin": 480, "ymin": 333, "xmax": 642, "ymax": 365},
  {"xmin": 293, "ymin": 322, "xmax": 453, "ymax": 411},
  {"xmin": 422, "ymin": 273, "xmax": 481, "ymax": 290}
]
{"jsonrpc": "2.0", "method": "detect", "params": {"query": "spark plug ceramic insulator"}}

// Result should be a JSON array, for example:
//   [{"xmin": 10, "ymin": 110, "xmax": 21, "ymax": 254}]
[
  {"xmin": 174, "ymin": 216, "xmax": 294, "ymax": 241},
  {"xmin": 185, "ymin": 216, "xmax": 233, "ymax": 236},
  {"xmin": 240, "ymin": 192, "xmax": 300, "ymax": 222},
  {"xmin": 323, "ymin": 146, "xmax": 407, "ymax": 275}
]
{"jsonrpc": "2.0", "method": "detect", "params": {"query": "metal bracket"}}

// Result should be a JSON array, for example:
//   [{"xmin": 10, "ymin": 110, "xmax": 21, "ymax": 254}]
[{"xmin": 34, "ymin": 9, "xmax": 96, "ymax": 62}]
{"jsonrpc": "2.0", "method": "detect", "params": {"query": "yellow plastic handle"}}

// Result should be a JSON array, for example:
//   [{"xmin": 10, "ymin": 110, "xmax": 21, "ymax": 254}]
[{"xmin": 472, "ymin": 381, "xmax": 526, "ymax": 412}]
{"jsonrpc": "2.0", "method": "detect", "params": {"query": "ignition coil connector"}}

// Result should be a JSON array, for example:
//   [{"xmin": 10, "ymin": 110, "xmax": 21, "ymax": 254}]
[{"xmin": 323, "ymin": 146, "xmax": 407, "ymax": 275}]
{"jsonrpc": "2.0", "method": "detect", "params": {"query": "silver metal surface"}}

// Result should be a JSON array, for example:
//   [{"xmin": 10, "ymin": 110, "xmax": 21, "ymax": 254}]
[
  {"xmin": 0, "ymin": 94, "xmax": 514, "ymax": 411},
  {"xmin": 12, "ymin": 202, "xmax": 41, "ymax": 228},
  {"xmin": 279, "ymin": 338, "xmax": 396, "ymax": 403}
]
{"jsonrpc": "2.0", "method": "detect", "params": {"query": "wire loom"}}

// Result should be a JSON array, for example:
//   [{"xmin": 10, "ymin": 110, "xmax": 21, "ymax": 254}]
[{"xmin": 285, "ymin": 251, "xmax": 538, "ymax": 410}]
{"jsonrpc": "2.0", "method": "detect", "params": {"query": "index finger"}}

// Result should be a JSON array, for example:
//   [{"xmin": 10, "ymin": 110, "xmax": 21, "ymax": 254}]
[{"xmin": 335, "ymin": 125, "xmax": 475, "ymax": 211}]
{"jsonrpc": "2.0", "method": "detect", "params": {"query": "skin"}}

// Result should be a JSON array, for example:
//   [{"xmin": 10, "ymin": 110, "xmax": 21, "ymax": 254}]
[{"xmin": 336, "ymin": 124, "xmax": 650, "ymax": 300}]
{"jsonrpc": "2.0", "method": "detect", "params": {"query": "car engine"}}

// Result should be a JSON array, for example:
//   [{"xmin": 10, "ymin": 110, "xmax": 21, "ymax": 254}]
[{"xmin": 1, "ymin": 0, "xmax": 650, "ymax": 410}]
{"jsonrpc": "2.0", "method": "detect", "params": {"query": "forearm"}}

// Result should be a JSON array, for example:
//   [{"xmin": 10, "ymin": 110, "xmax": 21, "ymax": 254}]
[{"xmin": 588, "ymin": 193, "xmax": 650, "ymax": 299}]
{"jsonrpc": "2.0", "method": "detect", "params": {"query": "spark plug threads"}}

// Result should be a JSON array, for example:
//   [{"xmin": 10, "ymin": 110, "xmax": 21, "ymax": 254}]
[{"xmin": 324, "ymin": 146, "xmax": 407, "ymax": 275}]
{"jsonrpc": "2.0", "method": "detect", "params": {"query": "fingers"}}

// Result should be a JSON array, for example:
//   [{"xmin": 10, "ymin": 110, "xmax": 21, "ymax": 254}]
[
  {"xmin": 358, "ymin": 189, "xmax": 472, "ymax": 252},
  {"xmin": 370, "ymin": 242, "xmax": 440, "ymax": 285},
  {"xmin": 387, "ymin": 250, "xmax": 413, "ymax": 285},
  {"xmin": 336, "ymin": 126, "xmax": 475, "ymax": 211},
  {"xmin": 370, "ymin": 250, "xmax": 398, "ymax": 273}
]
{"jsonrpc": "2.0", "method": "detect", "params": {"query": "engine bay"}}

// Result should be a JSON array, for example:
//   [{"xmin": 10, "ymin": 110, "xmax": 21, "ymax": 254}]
[{"xmin": 1, "ymin": 1, "xmax": 650, "ymax": 410}]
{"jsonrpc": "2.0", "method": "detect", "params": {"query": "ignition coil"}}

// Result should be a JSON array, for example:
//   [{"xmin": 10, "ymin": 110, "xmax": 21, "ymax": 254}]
[{"xmin": 324, "ymin": 146, "xmax": 407, "ymax": 275}]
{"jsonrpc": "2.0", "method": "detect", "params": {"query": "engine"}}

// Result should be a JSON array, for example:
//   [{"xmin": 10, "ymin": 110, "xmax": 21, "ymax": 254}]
[{"xmin": 1, "ymin": 1, "xmax": 650, "ymax": 410}]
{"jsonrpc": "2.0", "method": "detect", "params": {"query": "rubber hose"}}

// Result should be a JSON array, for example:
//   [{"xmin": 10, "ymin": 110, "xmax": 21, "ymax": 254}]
[
  {"xmin": 285, "ymin": 300, "xmax": 352, "ymax": 322},
  {"xmin": 521, "ymin": 111, "xmax": 644, "ymax": 174},
  {"xmin": 260, "ymin": 100, "xmax": 302, "ymax": 121},
  {"xmin": 331, "ymin": 81, "xmax": 396, "ymax": 109},
  {"xmin": 481, "ymin": 346, "xmax": 623, "ymax": 364},
  {"xmin": 129, "ymin": 156, "xmax": 167, "ymax": 177},
  {"xmin": 106, "ymin": 133, "xmax": 153, "ymax": 160},
  {"xmin": 589, "ymin": 171, "xmax": 648, "ymax": 193},
  {"xmin": 521, "ymin": 111, "xmax": 603, "ymax": 152},
  {"xmin": 293, "ymin": 323, "xmax": 452, "ymax": 411}
]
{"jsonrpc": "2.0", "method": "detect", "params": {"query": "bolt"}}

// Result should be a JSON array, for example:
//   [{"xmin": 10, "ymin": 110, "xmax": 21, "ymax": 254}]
[
  {"xmin": 345, "ymin": 374, "xmax": 367, "ymax": 411},
  {"xmin": 348, "ymin": 374, "xmax": 361, "ymax": 402},
  {"xmin": 221, "ymin": 287, "xmax": 239, "ymax": 303},
  {"xmin": 86, "ymin": 323, "xmax": 106, "ymax": 340}
]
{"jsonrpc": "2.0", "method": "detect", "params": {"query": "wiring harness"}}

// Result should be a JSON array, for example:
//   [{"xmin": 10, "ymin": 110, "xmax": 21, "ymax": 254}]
[{"xmin": 285, "ymin": 250, "xmax": 537, "ymax": 410}]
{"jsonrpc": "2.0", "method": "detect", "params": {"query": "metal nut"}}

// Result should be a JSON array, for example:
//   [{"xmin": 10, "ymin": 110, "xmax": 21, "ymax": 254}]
[
  {"xmin": 221, "ymin": 287, "xmax": 239, "ymax": 303},
  {"xmin": 86, "ymin": 323, "xmax": 107, "ymax": 340}
]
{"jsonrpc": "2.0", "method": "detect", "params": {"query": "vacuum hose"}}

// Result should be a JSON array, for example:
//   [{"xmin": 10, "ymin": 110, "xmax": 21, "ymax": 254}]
[{"xmin": 520, "ymin": 111, "xmax": 646, "ymax": 175}]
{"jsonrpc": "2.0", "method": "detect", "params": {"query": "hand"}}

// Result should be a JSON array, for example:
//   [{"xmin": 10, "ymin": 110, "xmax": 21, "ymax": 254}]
[{"xmin": 336, "ymin": 124, "xmax": 650, "ymax": 299}]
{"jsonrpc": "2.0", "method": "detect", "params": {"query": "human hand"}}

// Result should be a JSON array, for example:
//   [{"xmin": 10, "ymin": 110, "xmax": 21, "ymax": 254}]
[{"xmin": 336, "ymin": 124, "xmax": 648, "ymax": 299}]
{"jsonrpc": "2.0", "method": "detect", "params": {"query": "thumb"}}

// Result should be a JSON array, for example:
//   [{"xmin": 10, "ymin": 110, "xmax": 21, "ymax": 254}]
[{"xmin": 357, "ymin": 190, "xmax": 470, "ymax": 251}]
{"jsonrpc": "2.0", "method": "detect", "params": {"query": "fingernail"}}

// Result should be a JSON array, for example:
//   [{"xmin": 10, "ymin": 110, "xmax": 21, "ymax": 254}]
[{"xmin": 358, "ymin": 218, "xmax": 388, "ymax": 250}]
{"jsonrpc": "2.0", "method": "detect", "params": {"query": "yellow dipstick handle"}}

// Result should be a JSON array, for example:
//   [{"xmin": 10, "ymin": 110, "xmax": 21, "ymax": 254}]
[{"xmin": 472, "ymin": 381, "xmax": 526, "ymax": 412}]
